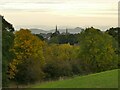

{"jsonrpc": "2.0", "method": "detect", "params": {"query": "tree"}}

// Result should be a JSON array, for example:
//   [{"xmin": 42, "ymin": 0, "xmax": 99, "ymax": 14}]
[
  {"xmin": 35, "ymin": 34, "xmax": 44, "ymax": 41},
  {"xmin": 49, "ymin": 34, "xmax": 79, "ymax": 45},
  {"xmin": 2, "ymin": 17, "xmax": 14, "ymax": 32},
  {"xmin": 43, "ymin": 44, "xmax": 79, "ymax": 79},
  {"xmin": 106, "ymin": 27, "xmax": 120, "ymax": 67},
  {"xmin": 8, "ymin": 29, "xmax": 45, "ymax": 84},
  {"xmin": 2, "ymin": 16, "xmax": 15, "ymax": 87},
  {"xmin": 78, "ymin": 27, "xmax": 118, "ymax": 73},
  {"xmin": 106, "ymin": 27, "xmax": 119, "ymax": 41}
]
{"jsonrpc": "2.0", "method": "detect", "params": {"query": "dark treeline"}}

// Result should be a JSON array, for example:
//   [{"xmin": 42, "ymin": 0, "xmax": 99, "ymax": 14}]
[{"xmin": 2, "ymin": 17, "xmax": 120, "ymax": 87}]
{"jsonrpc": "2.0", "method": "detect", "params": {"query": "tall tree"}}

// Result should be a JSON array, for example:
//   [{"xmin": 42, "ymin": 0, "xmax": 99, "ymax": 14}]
[
  {"xmin": 2, "ymin": 16, "xmax": 15, "ymax": 87},
  {"xmin": 78, "ymin": 27, "xmax": 118, "ymax": 73},
  {"xmin": 8, "ymin": 29, "xmax": 45, "ymax": 84}
]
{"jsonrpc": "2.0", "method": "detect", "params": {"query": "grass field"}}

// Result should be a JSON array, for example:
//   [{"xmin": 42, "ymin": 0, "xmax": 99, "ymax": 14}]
[{"xmin": 32, "ymin": 69, "xmax": 118, "ymax": 88}]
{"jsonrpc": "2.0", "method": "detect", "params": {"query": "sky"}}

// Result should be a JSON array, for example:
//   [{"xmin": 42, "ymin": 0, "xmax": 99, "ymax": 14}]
[{"xmin": 0, "ymin": 0, "xmax": 119, "ymax": 30}]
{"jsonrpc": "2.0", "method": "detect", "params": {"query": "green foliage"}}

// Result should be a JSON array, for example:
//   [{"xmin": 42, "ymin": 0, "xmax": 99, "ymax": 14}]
[
  {"xmin": 2, "ymin": 17, "xmax": 15, "ymax": 87},
  {"xmin": 44, "ymin": 59, "xmax": 72, "ymax": 80},
  {"xmin": 2, "ymin": 17, "xmax": 14, "ymax": 32},
  {"xmin": 49, "ymin": 34, "xmax": 79, "ymax": 45},
  {"xmin": 106, "ymin": 27, "xmax": 119, "ymax": 41},
  {"xmin": 43, "ymin": 44, "xmax": 79, "ymax": 79},
  {"xmin": 48, "ymin": 37, "xmax": 59, "ymax": 44},
  {"xmin": 15, "ymin": 57, "xmax": 45, "ymax": 84},
  {"xmin": 78, "ymin": 27, "xmax": 118, "ymax": 73},
  {"xmin": 35, "ymin": 34, "xmax": 45, "ymax": 41},
  {"xmin": 106, "ymin": 27, "xmax": 120, "ymax": 67}
]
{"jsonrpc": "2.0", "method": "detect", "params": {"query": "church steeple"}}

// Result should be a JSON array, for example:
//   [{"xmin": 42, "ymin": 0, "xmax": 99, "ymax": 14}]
[
  {"xmin": 55, "ymin": 25, "xmax": 58, "ymax": 32},
  {"xmin": 53, "ymin": 25, "xmax": 60, "ymax": 35}
]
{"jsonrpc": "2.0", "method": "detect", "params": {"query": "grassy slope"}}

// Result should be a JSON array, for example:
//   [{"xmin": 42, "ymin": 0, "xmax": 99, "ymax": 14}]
[{"xmin": 32, "ymin": 69, "xmax": 118, "ymax": 88}]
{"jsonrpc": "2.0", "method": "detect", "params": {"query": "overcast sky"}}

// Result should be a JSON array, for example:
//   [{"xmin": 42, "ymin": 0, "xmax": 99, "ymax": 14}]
[{"xmin": 0, "ymin": 0, "xmax": 119, "ymax": 30}]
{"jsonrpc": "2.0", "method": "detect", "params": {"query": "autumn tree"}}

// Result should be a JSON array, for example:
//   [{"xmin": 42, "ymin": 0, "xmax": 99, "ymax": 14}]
[
  {"xmin": 8, "ymin": 29, "xmax": 45, "ymax": 84},
  {"xmin": 43, "ymin": 44, "xmax": 80, "ymax": 79}
]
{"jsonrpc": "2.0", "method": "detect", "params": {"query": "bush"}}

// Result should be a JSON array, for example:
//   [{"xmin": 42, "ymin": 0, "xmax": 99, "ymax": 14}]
[
  {"xmin": 44, "ymin": 60, "xmax": 72, "ymax": 80},
  {"xmin": 14, "ymin": 58, "xmax": 45, "ymax": 84}
]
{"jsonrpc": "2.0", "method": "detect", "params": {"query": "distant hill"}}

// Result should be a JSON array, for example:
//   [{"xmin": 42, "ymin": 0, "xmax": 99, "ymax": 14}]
[
  {"xmin": 30, "ymin": 27, "xmax": 83, "ymax": 34},
  {"xmin": 30, "ymin": 28, "xmax": 48, "ymax": 34}
]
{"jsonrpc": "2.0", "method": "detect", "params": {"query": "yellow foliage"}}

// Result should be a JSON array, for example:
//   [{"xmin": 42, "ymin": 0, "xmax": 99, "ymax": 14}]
[{"xmin": 8, "ymin": 29, "xmax": 45, "ymax": 79}]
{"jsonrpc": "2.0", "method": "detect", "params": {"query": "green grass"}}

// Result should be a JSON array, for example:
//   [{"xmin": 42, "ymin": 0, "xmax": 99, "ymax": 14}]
[{"xmin": 32, "ymin": 69, "xmax": 118, "ymax": 88}]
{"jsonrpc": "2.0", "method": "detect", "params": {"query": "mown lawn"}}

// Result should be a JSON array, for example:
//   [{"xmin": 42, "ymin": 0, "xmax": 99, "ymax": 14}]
[{"xmin": 31, "ymin": 69, "xmax": 118, "ymax": 88}]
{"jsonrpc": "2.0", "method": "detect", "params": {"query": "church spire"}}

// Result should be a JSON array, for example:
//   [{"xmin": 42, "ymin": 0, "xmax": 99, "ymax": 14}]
[{"xmin": 55, "ymin": 25, "xmax": 58, "ymax": 32}]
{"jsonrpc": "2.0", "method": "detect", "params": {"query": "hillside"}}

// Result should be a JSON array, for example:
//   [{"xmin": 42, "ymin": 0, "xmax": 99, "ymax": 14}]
[{"xmin": 32, "ymin": 69, "xmax": 118, "ymax": 88}]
